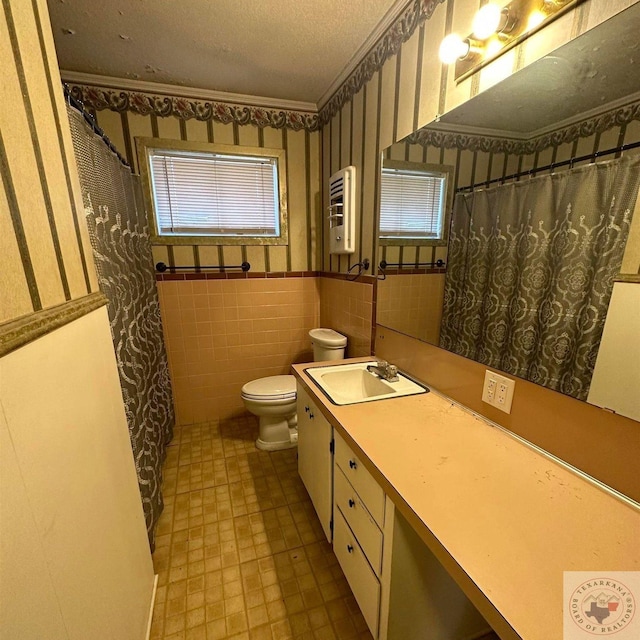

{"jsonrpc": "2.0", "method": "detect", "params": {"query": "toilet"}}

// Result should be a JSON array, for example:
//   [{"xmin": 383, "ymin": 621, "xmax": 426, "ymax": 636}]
[{"xmin": 241, "ymin": 328, "xmax": 347, "ymax": 451}]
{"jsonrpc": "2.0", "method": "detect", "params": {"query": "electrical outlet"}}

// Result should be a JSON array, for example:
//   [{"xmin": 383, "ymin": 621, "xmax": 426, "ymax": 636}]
[
  {"xmin": 482, "ymin": 371, "xmax": 497, "ymax": 404},
  {"xmin": 482, "ymin": 370, "xmax": 515, "ymax": 414}
]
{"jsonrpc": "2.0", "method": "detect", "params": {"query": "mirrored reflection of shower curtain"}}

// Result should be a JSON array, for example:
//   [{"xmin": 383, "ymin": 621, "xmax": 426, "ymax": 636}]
[
  {"xmin": 67, "ymin": 105, "xmax": 174, "ymax": 549},
  {"xmin": 440, "ymin": 155, "xmax": 640, "ymax": 400}
]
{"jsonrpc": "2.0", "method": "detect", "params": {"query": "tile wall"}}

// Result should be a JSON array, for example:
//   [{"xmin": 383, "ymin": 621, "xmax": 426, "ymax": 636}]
[
  {"xmin": 319, "ymin": 277, "xmax": 374, "ymax": 358},
  {"xmin": 376, "ymin": 273, "xmax": 445, "ymax": 344},
  {"xmin": 157, "ymin": 276, "xmax": 320, "ymax": 424}
]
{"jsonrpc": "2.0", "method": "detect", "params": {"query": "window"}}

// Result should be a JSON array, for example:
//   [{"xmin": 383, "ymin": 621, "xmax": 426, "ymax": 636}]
[
  {"xmin": 138, "ymin": 138, "xmax": 288, "ymax": 245},
  {"xmin": 379, "ymin": 160, "xmax": 452, "ymax": 245}
]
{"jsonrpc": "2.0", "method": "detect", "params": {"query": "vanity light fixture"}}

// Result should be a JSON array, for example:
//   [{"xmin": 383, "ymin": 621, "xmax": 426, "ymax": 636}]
[
  {"xmin": 440, "ymin": 0, "xmax": 585, "ymax": 82},
  {"xmin": 438, "ymin": 34, "xmax": 480, "ymax": 64},
  {"xmin": 471, "ymin": 3, "xmax": 517, "ymax": 40}
]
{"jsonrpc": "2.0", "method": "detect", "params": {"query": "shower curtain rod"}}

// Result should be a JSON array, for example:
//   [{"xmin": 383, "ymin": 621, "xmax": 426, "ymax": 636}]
[
  {"xmin": 63, "ymin": 84, "xmax": 130, "ymax": 168},
  {"xmin": 457, "ymin": 140, "xmax": 640, "ymax": 193}
]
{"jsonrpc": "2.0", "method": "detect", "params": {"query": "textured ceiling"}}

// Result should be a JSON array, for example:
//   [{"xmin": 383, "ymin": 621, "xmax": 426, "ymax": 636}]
[
  {"xmin": 47, "ymin": 0, "xmax": 403, "ymax": 104},
  {"xmin": 435, "ymin": 3, "xmax": 640, "ymax": 137}
]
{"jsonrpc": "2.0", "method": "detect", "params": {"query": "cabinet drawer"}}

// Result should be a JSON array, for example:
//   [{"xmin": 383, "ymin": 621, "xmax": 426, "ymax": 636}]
[
  {"xmin": 334, "ymin": 509, "xmax": 380, "ymax": 638},
  {"xmin": 334, "ymin": 431, "xmax": 385, "ymax": 526},
  {"xmin": 335, "ymin": 466, "xmax": 383, "ymax": 575}
]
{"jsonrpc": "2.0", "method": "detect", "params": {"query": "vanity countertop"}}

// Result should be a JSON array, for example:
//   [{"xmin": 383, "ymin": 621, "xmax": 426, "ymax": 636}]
[{"xmin": 292, "ymin": 358, "xmax": 640, "ymax": 640}]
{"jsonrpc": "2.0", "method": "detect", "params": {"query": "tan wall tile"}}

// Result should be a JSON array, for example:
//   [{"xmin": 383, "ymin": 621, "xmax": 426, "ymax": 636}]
[{"xmin": 159, "ymin": 277, "xmax": 320, "ymax": 422}]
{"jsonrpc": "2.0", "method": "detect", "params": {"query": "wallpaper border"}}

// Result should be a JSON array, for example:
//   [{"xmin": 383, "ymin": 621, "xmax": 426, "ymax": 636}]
[
  {"xmin": 0, "ymin": 292, "xmax": 107, "ymax": 358},
  {"xmin": 67, "ymin": 84, "xmax": 321, "ymax": 132},
  {"xmin": 64, "ymin": 1, "xmax": 445, "ymax": 132},
  {"xmin": 406, "ymin": 100, "xmax": 640, "ymax": 154},
  {"xmin": 318, "ymin": 0, "xmax": 446, "ymax": 125}
]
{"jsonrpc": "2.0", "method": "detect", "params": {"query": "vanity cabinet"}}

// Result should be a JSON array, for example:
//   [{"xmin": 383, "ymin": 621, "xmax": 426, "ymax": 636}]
[
  {"xmin": 296, "ymin": 383, "xmax": 333, "ymax": 542},
  {"xmin": 333, "ymin": 430, "xmax": 387, "ymax": 637},
  {"xmin": 333, "ymin": 430, "xmax": 491, "ymax": 640},
  {"xmin": 293, "ymin": 360, "xmax": 640, "ymax": 640}
]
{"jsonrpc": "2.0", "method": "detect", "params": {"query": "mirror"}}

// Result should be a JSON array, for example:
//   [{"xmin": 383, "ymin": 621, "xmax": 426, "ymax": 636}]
[{"xmin": 376, "ymin": 4, "xmax": 640, "ymax": 406}]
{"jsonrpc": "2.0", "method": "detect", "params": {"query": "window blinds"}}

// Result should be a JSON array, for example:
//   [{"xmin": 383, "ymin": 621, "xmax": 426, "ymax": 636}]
[
  {"xmin": 379, "ymin": 168, "xmax": 446, "ymax": 239},
  {"xmin": 149, "ymin": 150, "xmax": 279, "ymax": 236}
]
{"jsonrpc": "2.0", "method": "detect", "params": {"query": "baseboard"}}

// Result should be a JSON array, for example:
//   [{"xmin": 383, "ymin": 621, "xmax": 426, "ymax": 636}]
[{"xmin": 145, "ymin": 574, "xmax": 159, "ymax": 640}]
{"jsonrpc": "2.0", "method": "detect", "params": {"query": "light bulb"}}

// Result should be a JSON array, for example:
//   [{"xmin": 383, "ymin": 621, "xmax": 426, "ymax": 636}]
[
  {"xmin": 438, "ymin": 34, "xmax": 470, "ymax": 64},
  {"xmin": 527, "ymin": 9, "xmax": 546, "ymax": 30},
  {"xmin": 472, "ymin": 3, "xmax": 503, "ymax": 39}
]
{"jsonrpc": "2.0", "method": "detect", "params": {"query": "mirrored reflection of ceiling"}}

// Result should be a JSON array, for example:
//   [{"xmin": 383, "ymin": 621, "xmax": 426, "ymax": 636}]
[
  {"xmin": 47, "ymin": 0, "xmax": 404, "ymax": 104},
  {"xmin": 434, "ymin": 3, "xmax": 640, "ymax": 138}
]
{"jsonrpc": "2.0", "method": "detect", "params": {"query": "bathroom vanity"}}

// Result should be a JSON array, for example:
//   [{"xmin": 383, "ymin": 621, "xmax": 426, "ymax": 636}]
[{"xmin": 292, "ymin": 358, "xmax": 640, "ymax": 640}]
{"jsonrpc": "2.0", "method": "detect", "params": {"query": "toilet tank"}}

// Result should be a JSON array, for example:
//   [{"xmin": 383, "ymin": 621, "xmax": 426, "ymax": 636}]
[{"xmin": 309, "ymin": 328, "xmax": 348, "ymax": 361}]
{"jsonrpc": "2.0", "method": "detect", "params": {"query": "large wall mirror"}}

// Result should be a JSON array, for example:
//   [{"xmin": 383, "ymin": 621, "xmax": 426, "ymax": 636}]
[{"xmin": 376, "ymin": 3, "xmax": 640, "ymax": 418}]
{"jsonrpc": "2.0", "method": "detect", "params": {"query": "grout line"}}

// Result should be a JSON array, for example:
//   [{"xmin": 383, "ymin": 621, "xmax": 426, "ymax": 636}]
[{"xmin": 151, "ymin": 418, "xmax": 372, "ymax": 639}]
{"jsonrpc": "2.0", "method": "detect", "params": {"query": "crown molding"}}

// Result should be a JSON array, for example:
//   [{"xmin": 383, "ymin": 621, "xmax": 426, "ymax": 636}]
[
  {"xmin": 424, "ymin": 93, "xmax": 640, "ymax": 143},
  {"xmin": 428, "ymin": 92, "xmax": 640, "ymax": 142},
  {"xmin": 316, "ymin": 0, "xmax": 413, "ymax": 110},
  {"xmin": 427, "ymin": 120, "xmax": 528, "ymax": 141},
  {"xmin": 528, "ymin": 91, "xmax": 640, "ymax": 140},
  {"xmin": 60, "ymin": 71, "xmax": 318, "ymax": 113},
  {"xmin": 407, "ymin": 98, "xmax": 640, "ymax": 155},
  {"xmin": 318, "ymin": 0, "xmax": 446, "ymax": 124}
]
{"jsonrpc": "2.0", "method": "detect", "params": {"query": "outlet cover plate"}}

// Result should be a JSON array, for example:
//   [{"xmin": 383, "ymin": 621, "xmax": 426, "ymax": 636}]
[{"xmin": 482, "ymin": 370, "xmax": 515, "ymax": 414}]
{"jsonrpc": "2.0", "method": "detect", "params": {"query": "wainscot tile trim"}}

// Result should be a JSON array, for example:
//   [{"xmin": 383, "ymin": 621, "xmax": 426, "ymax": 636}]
[
  {"xmin": 318, "ymin": 271, "xmax": 376, "ymax": 284},
  {"xmin": 0, "ymin": 292, "xmax": 107, "ymax": 358}
]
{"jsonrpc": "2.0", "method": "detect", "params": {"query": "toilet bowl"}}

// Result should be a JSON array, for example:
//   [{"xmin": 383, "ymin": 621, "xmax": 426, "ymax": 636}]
[
  {"xmin": 241, "ymin": 375, "xmax": 298, "ymax": 451},
  {"xmin": 241, "ymin": 328, "xmax": 347, "ymax": 451}
]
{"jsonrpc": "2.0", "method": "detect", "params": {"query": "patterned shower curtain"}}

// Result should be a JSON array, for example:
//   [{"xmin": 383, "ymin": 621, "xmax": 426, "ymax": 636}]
[
  {"xmin": 440, "ymin": 155, "xmax": 640, "ymax": 400},
  {"xmin": 67, "ymin": 105, "xmax": 174, "ymax": 549}
]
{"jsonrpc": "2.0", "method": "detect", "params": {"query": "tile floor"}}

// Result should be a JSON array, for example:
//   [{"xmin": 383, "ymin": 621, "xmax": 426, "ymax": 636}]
[{"xmin": 149, "ymin": 416, "xmax": 373, "ymax": 640}]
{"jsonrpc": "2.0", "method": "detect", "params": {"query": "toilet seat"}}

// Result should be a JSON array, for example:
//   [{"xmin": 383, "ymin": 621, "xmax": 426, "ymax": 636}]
[
  {"xmin": 241, "ymin": 329, "xmax": 346, "ymax": 451},
  {"xmin": 241, "ymin": 375, "xmax": 297, "ymax": 401}
]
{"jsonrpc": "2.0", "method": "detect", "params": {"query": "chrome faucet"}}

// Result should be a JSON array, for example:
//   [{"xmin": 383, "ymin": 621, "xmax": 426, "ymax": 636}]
[{"xmin": 366, "ymin": 360, "xmax": 399, "ymax": 382}]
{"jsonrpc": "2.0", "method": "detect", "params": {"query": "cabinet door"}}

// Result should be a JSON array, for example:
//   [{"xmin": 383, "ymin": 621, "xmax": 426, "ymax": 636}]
[{"xmin": 297, "ymin": 384, "xmax": 333, "ymax": 542}]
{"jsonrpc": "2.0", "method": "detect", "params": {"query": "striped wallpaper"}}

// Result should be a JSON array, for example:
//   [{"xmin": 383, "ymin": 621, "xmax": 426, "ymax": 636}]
[
  {"xmin": 63, "ymin": 0, "xmax": 637, "ymax": 281},
  {"xmin": 4, "ymin": 0, "xmax": 635, "ymax": 329},
  {"xmin": 0, "ymin": 0, "xmax": 98, "ymax": 327},
  {"xmin": 83, "ymin": 106, "xmax": 322, "ymax": 275},
  {"xmin": 321, "ymin": 0, "xmax": 639, "ymax": 274}
]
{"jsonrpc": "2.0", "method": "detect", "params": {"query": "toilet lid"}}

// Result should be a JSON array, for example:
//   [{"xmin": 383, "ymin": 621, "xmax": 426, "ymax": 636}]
[
  {"xmin": 309, "ymin": 328, "xmax": 347, "ymax": 347},
  {"xmin": 241, "ymin": 375, "xmax": 297, "ymax": 400}
]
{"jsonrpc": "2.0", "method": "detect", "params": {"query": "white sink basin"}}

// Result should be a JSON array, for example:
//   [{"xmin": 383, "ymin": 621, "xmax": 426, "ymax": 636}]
[{"xmin": 306, "ymin": 361, "xmax": 427, "ymax": 405}]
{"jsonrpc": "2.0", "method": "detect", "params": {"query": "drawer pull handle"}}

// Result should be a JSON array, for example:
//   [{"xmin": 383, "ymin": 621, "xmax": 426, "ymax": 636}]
[
  {"xmin": 348, "ymin": 499, "xmax": 355, "ymax": 508},
  {"xmin": 304, "ymin": 406, "xmax": 309, "ymax": 412},
  {"xmin": 347, "ymin": 544, "xmax": 354, "ymax": 553},
  {"xmin": 349, "ymin": 459, "xmax": 357, "ymax": 469},
  {"xmin": 309, "ymin": 412, "xmax": 314, "ymax": 419}
]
